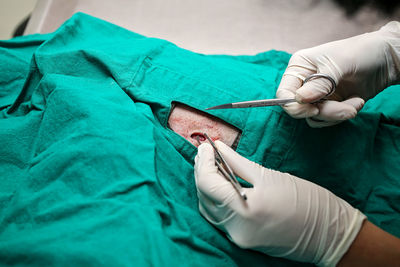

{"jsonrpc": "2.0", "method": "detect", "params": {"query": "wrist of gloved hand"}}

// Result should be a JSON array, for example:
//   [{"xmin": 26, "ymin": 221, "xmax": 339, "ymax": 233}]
[
  {"xmin": 194, "ymin": 141, "xmax": 366, "ymax": 266},
  {"xmin": 276, "ymin": 20, "xmax": 400, "ymax": 128},
  {"xmin": 379, "ymin": 21, "xmax": 400, "ymax": 86}
]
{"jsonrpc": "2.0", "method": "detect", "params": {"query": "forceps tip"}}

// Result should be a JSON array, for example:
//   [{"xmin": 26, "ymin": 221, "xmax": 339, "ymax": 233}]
[
  {"xmin": 203, "ymin": 133, "xmax": 247, "ymax": 201},
  {"xmin": 196, "ymin": 135, "xmax": 201, "ymax": 146}
]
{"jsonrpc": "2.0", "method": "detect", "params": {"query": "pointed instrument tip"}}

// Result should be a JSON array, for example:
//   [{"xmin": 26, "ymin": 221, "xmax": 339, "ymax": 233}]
[{"xmin": 205, "ymin": 103, "xmax": 233, "ymax": 110}]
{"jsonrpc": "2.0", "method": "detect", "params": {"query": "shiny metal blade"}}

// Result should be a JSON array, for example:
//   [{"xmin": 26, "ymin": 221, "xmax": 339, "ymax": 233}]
[
  {"xmin": 231, "ymin": 98, "xmax": 296, "ymax": 108},
  {"xmin": 205, "ymin": 103, "xmax": 233, "ymax": 110},
  {"xmin": 206, "ymin": 98, "xmax": 296, "ymax": 110}
]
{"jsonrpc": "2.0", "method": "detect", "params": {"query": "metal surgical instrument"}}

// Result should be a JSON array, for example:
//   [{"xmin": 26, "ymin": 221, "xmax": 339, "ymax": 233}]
[
  {"xmin": 199, "ymin": 133, "xmax": 247, "ymax": 201},
  {"xmin": 206, "ymin": 73, "xmax": 336, "ymax": 110}
]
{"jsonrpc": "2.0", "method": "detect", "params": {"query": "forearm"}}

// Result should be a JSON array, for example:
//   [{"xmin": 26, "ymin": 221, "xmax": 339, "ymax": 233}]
[{"xmin": 338, "ymin": 220, "xmax": 400, "ymax": 266}]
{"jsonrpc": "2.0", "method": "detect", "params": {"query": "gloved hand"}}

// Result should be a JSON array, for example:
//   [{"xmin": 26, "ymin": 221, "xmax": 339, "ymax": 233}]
[
  {"xmin": 194, "ymin": 141, "xmax": 366, "ymax": 266},
  {"xmin": 276, "ymin": 21, "xmax": 400, "ymax": 127}
]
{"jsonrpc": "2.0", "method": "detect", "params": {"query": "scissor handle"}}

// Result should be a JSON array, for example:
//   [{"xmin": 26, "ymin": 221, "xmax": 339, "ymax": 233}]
[{"xmin": 303, "ymin": 73, "xmax": 337, "ymax": 98}]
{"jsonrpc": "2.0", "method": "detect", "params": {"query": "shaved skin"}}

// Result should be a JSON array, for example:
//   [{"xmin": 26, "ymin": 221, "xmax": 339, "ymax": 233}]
[
  {"xmin": 168, "ymin": 103, "xmax": 241, "ymax": 148},
  {"xmin": 338, "ymin": 220, "xmax": 400, "ymax": 266}
]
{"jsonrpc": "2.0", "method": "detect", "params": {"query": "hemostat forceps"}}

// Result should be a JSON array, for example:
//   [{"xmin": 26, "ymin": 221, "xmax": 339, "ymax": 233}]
[{"xmin": 202, "ymin": 133, "xmax": 247, "ymax": 201}]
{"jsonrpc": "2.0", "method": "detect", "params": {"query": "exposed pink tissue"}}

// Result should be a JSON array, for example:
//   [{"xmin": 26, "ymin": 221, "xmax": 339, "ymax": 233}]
[{"xmin": 168, "ymin": 103, "xmax": 240, "ymax": 148}]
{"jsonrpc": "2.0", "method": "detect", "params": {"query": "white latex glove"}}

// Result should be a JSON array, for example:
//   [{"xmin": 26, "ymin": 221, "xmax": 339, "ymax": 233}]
[
  {"xmin": 194, "ymin": 141, "xmax": 366, "ymax": 266},
  {"xmin": 276, "ymin": 21, "xmax": 400, "ymax": 127}
]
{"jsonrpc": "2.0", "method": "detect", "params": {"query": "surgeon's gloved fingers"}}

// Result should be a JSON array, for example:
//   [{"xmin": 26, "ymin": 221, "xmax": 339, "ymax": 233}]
[
  {"xmin": 295, "ymin": 76, "xmax": 337, "ymax": 104},
  {"xmin": 277, "ymin": 74, "xmax": 304, "ymax": 95},
  {"xmin": 315, "ymin": 96, "xmax": 364, "ymax": 121},
  {"xmin": 195, "ymin": 143, "xmax": 237, "ymax": 205},
  {"xmin": 277, "ymin": 75, "xmax": 319, "ymax": 118},
  {"xmin": 214, "ymin": 141, "xmax": 262, "ymax": 186},
  {"xmin": 282, "ymin": 102, "xmax": 320, "ymax": 119},
  {"xmin": 305, "ymin": 97, "xmax": 365, "ymax": 128},
  {"xmin": 197, "ymin": 190, "xmax": 236, "ymax": 224}
]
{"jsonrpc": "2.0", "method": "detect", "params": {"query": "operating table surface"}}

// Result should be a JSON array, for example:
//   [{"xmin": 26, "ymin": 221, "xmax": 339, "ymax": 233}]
[{"xmin": 24, "ymin": 0, "xmax": 399, "ymax": 54}]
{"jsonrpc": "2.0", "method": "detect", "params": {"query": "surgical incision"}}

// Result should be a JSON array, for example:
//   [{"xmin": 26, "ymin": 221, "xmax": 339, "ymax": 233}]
[{"xmin": 167, "ymin": 103, "xmax": 241, "ymax": 148}]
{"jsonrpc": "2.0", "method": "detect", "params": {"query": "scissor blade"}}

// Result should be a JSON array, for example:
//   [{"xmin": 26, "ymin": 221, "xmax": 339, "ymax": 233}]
[
  {"xmin": 206, "ymin": 98, "xmax": 296, "ymax": 110},
  {"xmin": 205, "ymin": 103, "xmax": 233, "ymax": 110}
]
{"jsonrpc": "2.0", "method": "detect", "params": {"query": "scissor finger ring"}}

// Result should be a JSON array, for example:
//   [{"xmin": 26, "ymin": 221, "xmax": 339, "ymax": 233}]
[{"xmin": 303, "ymin": 73, "xmax": 337, "ymax": 98}]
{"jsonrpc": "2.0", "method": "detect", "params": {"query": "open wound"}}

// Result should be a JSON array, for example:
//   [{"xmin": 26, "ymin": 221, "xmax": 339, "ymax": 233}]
[{"xmin": 167, "ymin": 102, "xmax": 241, "ymax": 149}]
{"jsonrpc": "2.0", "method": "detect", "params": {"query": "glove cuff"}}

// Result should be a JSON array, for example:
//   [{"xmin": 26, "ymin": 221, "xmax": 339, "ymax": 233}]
[
  {"xmin": 379, "ymin": 21, "xmax": 400, "ymax": 86},
  {"xmin": 318, "ymin": 209, "xmax": 367, "ymax": 267}
]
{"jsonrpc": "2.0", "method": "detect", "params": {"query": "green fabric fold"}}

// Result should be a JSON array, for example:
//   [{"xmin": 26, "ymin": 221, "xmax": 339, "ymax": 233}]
[{"xmin": 0, "ymin": 12, "xmax": 398, "ymax": 266}]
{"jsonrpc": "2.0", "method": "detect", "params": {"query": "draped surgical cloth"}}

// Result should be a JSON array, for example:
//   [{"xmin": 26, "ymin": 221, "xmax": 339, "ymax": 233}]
[{"xmin": 0, "ymin": 13, "xmax": 399, "ymax": 266}]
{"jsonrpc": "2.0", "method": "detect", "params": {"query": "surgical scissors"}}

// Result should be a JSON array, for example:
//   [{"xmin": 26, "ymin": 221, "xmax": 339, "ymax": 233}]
[
  {"xmin": 199, "ymin": 133, "xmax": 247, "ymax": 201},
  {"xmin": 206, "ymin": 73, "xmax": 336, "ymax": 110}
]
